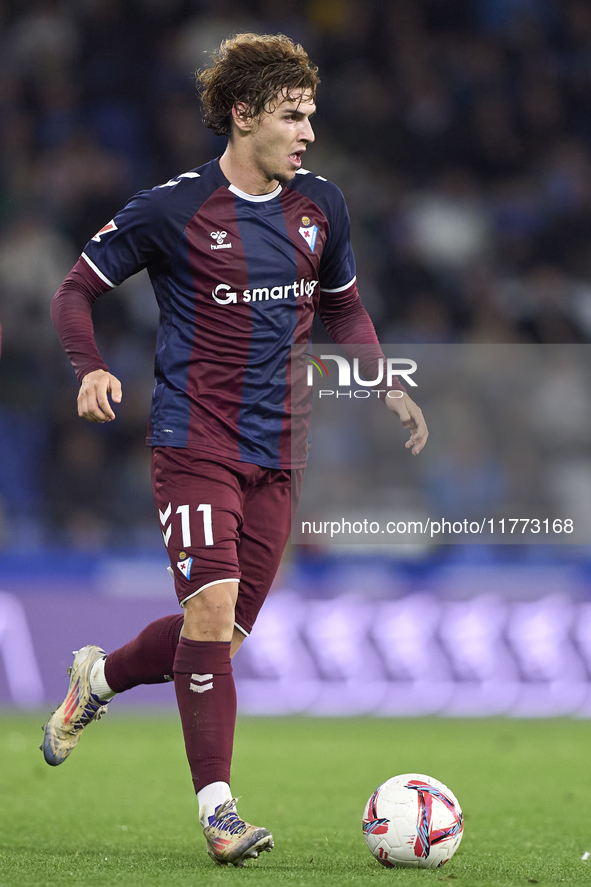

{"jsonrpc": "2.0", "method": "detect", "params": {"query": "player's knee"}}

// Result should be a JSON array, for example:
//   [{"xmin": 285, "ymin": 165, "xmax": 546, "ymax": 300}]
[{"xmin": 183, "ymin": 583, "xmax": 236, "ymax": 639}]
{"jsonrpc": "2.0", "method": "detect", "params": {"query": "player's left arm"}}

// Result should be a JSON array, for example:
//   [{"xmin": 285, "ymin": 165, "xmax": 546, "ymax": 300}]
[
  {"xmin": 319, "ymin": 285, "xmax": 429, "ymax": 454},
  {"xmin": 316, "ymin": 181, "xmax": 429, "ymax": 452},
  {"xmin": 384, "ymin": 391, "xmax": 428, "ymax": 456}
]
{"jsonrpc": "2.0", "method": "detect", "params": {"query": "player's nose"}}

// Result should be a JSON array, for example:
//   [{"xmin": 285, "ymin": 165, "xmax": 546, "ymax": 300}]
[{"xmin": 301, "ymin": 117, "xmax": 315, "ymax": 144}]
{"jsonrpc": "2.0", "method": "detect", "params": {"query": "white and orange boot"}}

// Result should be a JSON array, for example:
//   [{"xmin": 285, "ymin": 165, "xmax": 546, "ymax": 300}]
[{"xmin": 41, "ymin": 645, "xmax": 110, "ymax": 766}]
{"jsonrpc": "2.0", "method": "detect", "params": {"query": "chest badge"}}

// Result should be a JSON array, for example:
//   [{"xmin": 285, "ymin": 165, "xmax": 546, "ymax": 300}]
[{"xmin": 298, "ymin": 216, "xmax": 318, "ymax": 252}]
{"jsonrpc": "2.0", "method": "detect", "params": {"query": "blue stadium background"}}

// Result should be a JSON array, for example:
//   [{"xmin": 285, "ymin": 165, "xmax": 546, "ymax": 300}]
[{"xmin": 1, "ymin": 0, "xmax": 591, "ymax": 714}]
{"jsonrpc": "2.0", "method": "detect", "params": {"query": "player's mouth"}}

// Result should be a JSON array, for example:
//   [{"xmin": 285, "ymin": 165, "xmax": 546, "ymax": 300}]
[{"xmin": 288, "ymin": 151, "xmax": 304, "ymax": 168}]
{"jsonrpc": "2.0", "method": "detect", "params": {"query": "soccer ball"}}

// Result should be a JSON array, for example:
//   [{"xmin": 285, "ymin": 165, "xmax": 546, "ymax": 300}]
[{"xmin": 362, "ymin": 773, "xmax": 463, "ymax": 869}]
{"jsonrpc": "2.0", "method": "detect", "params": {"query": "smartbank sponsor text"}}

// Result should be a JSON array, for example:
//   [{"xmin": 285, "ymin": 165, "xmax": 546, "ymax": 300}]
[{"xmin": 212, "ymin": 279, "xmax": 319, "ymax": 305}]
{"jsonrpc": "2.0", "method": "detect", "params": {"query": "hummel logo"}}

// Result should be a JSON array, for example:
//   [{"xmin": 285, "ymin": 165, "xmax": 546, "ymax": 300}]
[
  {"xmin": 210, "ymin": 230, "xmax": 232, "ymax": 251},
  {"xmin": 190, "ymin": 673, "xmax": 213, "ymax": 693}
]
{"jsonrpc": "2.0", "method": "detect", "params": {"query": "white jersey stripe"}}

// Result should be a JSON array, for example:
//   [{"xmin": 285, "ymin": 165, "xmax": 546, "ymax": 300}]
[
  {"xmin": 295, "ymin": 168, "xmax": 327, "ymax": 181},
  {"xmin": 81, "ymin": 253, "xmax": 115, "ymax": 288},
  {"xmin": 320, "ymin": 275, "xmax": 356, "ymax": 294}
]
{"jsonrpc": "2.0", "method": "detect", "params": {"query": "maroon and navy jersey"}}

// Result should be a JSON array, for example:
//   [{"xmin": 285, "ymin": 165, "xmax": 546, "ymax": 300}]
[{"xmin": 80, "ymin": 159, "xmax": 361, "ymax": 469}]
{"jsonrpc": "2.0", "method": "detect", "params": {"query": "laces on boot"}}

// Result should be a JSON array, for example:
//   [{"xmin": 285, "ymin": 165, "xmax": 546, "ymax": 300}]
[{"xmin": 213, "ymin": 798, "xmax": 248, "ymax": 835}]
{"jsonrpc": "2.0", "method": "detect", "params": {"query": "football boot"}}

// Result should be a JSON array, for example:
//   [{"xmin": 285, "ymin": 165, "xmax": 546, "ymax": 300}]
[
  {"xmin": 41, "ymin": 645, "xmax": 110, "ymax": 766},
  {"xmin": 203, "ymin": 798, "xmax": 274, "ymax": 866}
]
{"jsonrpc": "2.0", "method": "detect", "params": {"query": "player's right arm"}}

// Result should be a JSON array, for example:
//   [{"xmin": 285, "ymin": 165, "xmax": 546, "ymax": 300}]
[
  {"xmin": 51, "ymin": 256, "xmax": 123, "ymax": 422},
  {"xmin": 77, "ymin": 369, "xmax": 122, "ymax": 423},
  {"xmin": 51, "ymin": 183, "xmax": 177, "ymax": 422}
]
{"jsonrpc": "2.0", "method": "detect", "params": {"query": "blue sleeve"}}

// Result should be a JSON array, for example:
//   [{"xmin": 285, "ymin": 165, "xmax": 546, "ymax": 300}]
[
  {"xmin": 318, "ymin": 185, "xmax": 356, "ymax": 292},
  {"xmin": 82, "ymin": 188, "xmax": 179, "ymax": 287}
]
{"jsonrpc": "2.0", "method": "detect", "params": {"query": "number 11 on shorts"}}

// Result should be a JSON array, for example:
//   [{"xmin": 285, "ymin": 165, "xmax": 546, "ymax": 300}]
[
  {"xmin": 174, "ymin": 503, "xmax": 213, "ymax": 547},
  {"xmin": 197, "ymin": 503, "xmax": 213, "ymax": 546}
]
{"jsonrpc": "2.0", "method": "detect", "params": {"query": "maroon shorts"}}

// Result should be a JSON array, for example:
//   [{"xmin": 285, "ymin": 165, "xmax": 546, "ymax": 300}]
[{"xmin": 151, "ymin": 447, "xmax": 303, "ymax": 635}]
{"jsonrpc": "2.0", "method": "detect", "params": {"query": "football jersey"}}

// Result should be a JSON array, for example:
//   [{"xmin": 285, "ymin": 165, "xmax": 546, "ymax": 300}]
[{"xmin": 81, "ymin": 158, "xmax": 357, "ymax": 469}]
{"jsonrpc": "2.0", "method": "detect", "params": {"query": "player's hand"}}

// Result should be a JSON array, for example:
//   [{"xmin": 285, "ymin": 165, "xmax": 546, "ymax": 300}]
[
  {"xmin": 384, "ymin": 391, "xmax": 428, "ymax": 455},
  {"xmin": 77, "ymin": 369, "xmax": 122, "ymax": 423}
]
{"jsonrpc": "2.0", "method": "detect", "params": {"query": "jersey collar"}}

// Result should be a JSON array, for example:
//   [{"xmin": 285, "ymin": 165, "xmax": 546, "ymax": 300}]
[{"xmin": 227, "ymin": 182, "xmax": 282, "ymax": 202}]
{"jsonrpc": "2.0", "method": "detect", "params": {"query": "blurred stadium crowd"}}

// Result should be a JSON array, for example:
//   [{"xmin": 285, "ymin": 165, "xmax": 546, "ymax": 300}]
[{"xmin": 1, "ymin": 0, "xmax": 591, "ymax": 550}]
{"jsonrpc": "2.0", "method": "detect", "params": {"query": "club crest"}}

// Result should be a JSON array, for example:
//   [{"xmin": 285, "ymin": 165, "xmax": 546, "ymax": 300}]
[
  {"xmin": 298, "ymin": 218, "xmax": 318, "ymax": 252},
  {"xmin": 177, "ymin": 556, "xmax": 193, "ymax": 580}
]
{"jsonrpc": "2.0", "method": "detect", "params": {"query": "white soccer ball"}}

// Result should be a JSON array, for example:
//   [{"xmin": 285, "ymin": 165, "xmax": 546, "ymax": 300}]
[{"xmin": 362, "ymin": 773, "xmax": 464, "ymax": 869}]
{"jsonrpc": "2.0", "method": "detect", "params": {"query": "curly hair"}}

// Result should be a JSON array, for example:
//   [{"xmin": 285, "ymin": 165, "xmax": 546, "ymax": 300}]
[{"xmin": 196, "ymin": 33, "xmax": 320, "ymax": 137}]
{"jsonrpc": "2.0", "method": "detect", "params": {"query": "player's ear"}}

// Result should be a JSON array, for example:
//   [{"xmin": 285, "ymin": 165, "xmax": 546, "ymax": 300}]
[{"xmin": 232, "ymin": 103, "xmax": 255, "ymax": 133}]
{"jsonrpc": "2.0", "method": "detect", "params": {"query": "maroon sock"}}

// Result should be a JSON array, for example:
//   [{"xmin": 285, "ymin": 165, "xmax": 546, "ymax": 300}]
[
  {"xmin": 173, "ymin": 637, "xmax": 236, "ymax": 794},
  {"xmin": 104, "ymin": 614, "xmax": 184, "ymax": 693}
]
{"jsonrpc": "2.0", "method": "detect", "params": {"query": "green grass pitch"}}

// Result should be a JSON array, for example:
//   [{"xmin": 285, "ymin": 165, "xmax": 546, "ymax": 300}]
[{"xmin": 0, "ymin": 713, "xmax": 590, "ymax": 886}]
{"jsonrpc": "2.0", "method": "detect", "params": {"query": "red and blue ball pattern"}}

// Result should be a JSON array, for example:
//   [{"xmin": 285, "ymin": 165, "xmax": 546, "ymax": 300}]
[{"xmin": 362, "ymin": 773, "xmax": 464, "ymax": 869}]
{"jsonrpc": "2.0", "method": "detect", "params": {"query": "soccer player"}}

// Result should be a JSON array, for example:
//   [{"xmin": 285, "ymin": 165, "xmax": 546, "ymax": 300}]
[{"xmin": 43, "ymin": 34, "xmax": 428, "ymax": 866}]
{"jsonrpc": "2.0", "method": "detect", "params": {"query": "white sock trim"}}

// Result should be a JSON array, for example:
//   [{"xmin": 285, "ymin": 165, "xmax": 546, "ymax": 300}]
[
  {"xmin": 89, "ymin": 656, "xmax": 117, "ymax": 702},
  {"xmin": 198, "ymin": 781, "xmax": 232, "ymax": 829}
]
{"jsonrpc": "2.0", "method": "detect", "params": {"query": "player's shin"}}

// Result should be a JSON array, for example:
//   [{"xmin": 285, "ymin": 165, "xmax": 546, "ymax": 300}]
[
  {"xmin": 104, "ymin": 614, "xmax": 184, "ymax": 691},
  {"xmin": 173, "ymin": 638, "xmax": 236, "ymax": 794}
]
